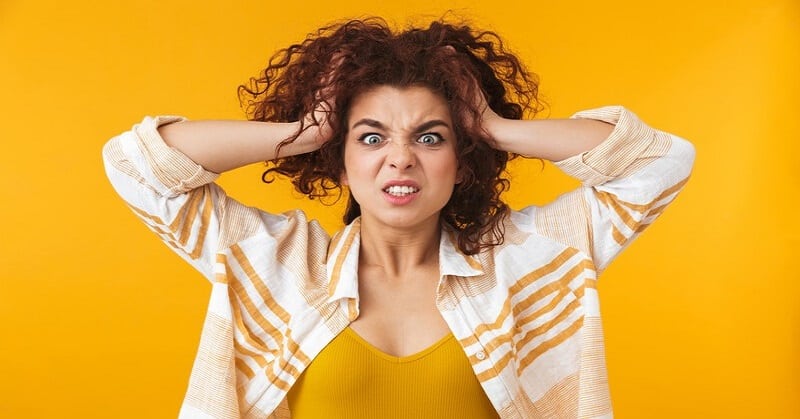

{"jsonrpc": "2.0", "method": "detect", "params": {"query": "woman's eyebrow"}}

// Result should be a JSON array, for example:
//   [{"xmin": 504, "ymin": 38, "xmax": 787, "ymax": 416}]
[
  {"xmin": 350, "ymin": 118, "xmax": 451, "ymax": 132},
  {"xmin": 414, "ymin": 120, "xmax": 450, "ymax": 134},
  {"xmin": 351, "ymin": 118, "xmax": 384, "ymax": 130}
]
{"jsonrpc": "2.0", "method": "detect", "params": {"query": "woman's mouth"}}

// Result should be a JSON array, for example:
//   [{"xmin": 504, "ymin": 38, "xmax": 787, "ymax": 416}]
[{"xmin": 383, "ymin": 185, "xmax": 419, "ymax": 196}]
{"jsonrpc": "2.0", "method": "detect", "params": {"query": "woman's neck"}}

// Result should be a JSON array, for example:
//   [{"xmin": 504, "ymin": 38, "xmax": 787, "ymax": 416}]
[{"xmin": 357, "ymin": 216, "xmax": 441, "ymax": 278}]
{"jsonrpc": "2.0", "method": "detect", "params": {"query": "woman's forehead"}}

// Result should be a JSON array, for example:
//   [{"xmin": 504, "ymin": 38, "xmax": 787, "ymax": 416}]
[{"xmin": 347, "ymin": 85, "xmax": 452, "ymax": 128}]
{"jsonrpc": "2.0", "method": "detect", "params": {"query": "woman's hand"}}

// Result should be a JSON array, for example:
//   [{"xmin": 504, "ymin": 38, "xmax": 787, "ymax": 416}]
[
  {"xmin": 474, "ymin": 89, "xmax": 506, "ymax": 145},
  {"xmin": 293, "ymin": 52, "xmax": 345, "ymax": 153},
  {"xmin": 294, "ymin": 97, "xmax": 334, "ymax": 153}
]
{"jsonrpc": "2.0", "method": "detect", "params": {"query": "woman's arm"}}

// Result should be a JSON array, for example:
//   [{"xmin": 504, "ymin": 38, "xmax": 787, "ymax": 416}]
[
  {"xmin": 160, "ymin": 61, "xmax": 339, "ymax": 174},
  {"xmin": 102, "ymin": 115, "xmax": 326, "ymax": 281},
  {"xmin": 157, "ymin": 118, "xmax": 327, "ymax": 174},
  {"xmin": 482, "ymin": 108, "xmax": 614, "ymax": 160},
  {"xmin": 492, "ymin": 105, "xmax": 695, "ymax": 272}
]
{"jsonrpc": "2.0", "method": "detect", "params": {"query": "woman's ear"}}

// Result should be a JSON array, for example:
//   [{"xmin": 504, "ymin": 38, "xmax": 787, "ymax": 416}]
[{"xmin": 455, "ymin": 166, "xmax": 465, "ymax": 184}]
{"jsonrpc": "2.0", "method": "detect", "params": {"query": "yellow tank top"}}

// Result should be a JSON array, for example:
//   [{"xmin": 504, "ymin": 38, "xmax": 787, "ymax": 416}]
[{"xmin": 286, "ymin": 327, "xmax": 500, "ymax": 419}]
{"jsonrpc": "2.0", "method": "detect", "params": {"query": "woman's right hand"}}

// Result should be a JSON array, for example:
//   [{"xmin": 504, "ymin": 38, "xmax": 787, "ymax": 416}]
[
  {"xmin": 294, "ymin": 51, "xmax": 345, "ymax": 152},
  {"xmin": 294, "ymin": 95, "xmax": 335, "ymax": 153}
]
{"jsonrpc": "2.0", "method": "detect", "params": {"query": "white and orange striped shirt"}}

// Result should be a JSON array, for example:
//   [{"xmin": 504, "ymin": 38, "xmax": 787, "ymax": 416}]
[{"xmin": 102, "ymin": 106, "xmax": 695, "ymax": 419}]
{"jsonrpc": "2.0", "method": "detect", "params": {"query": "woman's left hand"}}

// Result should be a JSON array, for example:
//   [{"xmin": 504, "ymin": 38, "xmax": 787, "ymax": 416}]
[{"xmin": 475, "ymin": 90, "xmax": 505, "ymax": 145}]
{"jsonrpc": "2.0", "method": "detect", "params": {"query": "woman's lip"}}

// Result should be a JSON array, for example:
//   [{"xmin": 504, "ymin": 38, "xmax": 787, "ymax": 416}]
[
  {"xmin": 383, "ymin": 189, "xmax": 419, "ymax": 205},
  {"xmin": 382, "ymin": 180, "xmax": 420, "ymax": 189}
]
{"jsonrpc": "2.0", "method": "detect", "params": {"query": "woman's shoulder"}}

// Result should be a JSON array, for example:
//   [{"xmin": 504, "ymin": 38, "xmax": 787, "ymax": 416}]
[{"xmin": 216, "ymin": 205, "xmax": 333, "ymax": 253}]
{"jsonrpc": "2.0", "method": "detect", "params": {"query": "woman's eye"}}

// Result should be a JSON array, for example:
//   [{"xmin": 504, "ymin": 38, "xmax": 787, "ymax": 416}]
[
  {"xmin": 359, "ymin": 134, "xmax": 382, "ymax": 145},
  {"xmin": 418, "ymin": 133, "xmax": 443, "ymax": 145}
]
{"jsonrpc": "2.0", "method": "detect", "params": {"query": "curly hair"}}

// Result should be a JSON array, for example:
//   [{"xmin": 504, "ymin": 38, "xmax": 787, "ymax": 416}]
[{"xmin": 238, "ymin": 17, "xmax": 543, "ymax": 255}]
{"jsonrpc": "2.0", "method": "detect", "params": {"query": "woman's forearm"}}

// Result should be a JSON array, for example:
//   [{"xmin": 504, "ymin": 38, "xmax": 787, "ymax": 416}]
[
  {"xmin": 157, "ymin": 119, "xmax": 321, "ymax": 174},
  {"xmin": 485, "ymin": 116, "xmax": 614, "ymax": 161}
]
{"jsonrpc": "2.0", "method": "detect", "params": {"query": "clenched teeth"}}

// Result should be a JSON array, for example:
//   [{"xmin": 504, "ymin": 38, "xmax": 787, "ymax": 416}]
[{"xmin": 384, "ymin": 185, "xmax": 419, "ymax": 196}]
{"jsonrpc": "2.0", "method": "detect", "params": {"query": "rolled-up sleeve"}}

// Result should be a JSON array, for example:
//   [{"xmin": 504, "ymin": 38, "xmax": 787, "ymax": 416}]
[
  {"xmin": 102, "ymin": 116, "xmax": 225, "ymax": 279},
  {"xmin": 529, "ymin": 106, "xmax": 696, "ymax": 272}
]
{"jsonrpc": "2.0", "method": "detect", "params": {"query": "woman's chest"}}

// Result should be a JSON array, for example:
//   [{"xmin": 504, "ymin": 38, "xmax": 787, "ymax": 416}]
[{"xmin": 347, "ymin": 265, "xmax": 451, "ymax": 358}]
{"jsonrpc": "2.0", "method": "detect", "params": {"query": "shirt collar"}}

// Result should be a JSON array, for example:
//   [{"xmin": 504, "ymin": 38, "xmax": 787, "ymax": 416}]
[
  {"xmin": 325, "ymin": 220, "xmax": 484, "ymax": 304},
  {"xmin": 325, "ymin": 219, "xmax": 361, "ymax": 303},
  {"xmin": 438, "ymin": 229, "xmax": 485, "ymax": 277}
]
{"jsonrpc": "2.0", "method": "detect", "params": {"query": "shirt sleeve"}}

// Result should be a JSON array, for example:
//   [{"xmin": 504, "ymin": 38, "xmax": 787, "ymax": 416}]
[
  {"xmin": 101, "ymin": 115, "xmax": 293, "ymax": 281},
  {"xmin": 523, "ymin": 106, "xmax": 696, "ymax": 273}
]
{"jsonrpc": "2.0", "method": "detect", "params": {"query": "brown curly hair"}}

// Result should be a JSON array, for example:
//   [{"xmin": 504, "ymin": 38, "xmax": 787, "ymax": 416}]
[{"xmin": 238, "ymin": 17, "xmax": 542, "ymax": 255}]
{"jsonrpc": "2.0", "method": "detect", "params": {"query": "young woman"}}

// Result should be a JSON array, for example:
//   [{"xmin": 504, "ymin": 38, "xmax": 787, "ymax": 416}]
[{"xmin": 103, "ymin": 18, "xmax": 694, "ymax": 419}]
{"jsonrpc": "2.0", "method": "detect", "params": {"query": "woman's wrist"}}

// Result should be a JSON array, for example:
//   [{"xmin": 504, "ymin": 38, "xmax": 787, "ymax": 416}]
[
  {"xmin": 288, "ymin": 120, "xmax": 329, "ymax": 156},
  {"xmin": 482, "ymin": 116, "xmax": 536, "ymax": 157},
  {"xmin": 483, "ymin": 117, "xmax": 614, "ymax": 161}
]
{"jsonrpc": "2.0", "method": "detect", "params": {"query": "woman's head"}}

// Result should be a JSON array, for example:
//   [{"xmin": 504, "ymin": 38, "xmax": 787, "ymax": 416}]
[
  {"xmin": 342, "ymin": 84, "xmax": 460, "ymax": 234},
  {"xmin": 239, "ymin": 17, "xmax": 543, "ymax": 254}
]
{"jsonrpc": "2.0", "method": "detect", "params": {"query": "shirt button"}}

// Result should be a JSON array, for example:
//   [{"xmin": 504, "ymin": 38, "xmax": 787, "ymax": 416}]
[{"xmin": 476, "ymin": 351, "xmax": 487, "ymax": 360}]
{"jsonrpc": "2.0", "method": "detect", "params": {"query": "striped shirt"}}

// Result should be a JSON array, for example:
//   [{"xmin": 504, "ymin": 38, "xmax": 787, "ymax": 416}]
[{"xmin": 102, "ymin": 106, "xmax": 695, "ymax": 418}]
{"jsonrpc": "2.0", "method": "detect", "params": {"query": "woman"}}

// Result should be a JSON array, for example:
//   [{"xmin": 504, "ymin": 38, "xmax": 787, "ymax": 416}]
[{"xmin": 103, "ymin": 18, "xmax": 694, "ymax": 419}]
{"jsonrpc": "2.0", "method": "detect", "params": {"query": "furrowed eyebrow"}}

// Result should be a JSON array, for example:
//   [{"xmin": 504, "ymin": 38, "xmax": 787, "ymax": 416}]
[
  {"xmin": 351, "ymin": 118, "xmax": 385, "ymax": 130},
  {"xmin": 413, "ymin": 120, "xmax": 450, "ymax": 134},
  {"xmin": 350, "ymin": 118, "xmax": 451, "ymax": 133}
]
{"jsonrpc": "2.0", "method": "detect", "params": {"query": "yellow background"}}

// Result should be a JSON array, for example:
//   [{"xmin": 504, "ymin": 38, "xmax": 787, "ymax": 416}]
[{"xmin": 1, "ymin": 0, "xmax": 797, "ymax": 417}]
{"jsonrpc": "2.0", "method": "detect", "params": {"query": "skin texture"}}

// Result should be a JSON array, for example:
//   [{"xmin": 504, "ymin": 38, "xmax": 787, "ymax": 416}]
[
  {"xmin": 343, "ymin": 85, "xmax": 458, "ymax": 356},
  {"xmin": 342, "ymin": 85, "xmax": 459, "ymax": 234}
]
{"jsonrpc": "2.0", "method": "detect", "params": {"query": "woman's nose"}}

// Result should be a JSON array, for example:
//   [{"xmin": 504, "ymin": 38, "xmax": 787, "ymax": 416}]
[{"xmin": 387, "ymin": 141, "xmax": 416, "ymax": 170}]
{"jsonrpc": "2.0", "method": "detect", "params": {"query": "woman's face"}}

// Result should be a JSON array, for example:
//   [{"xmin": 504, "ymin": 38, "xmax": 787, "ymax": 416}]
[{"xmin": 342, "ymin": 85, "xmax": 459, "ymax": 230}]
